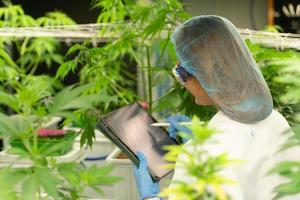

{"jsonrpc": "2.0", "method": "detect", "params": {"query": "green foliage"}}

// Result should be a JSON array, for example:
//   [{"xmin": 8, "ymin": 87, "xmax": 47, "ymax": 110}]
[
  {"xmin": 55, "ymin": 59, "xmax": 77, "ymax": 80},
  {"xmin": 19, "ymin": 37, "xmax": 64, "ymax": 74},
  {"xmin": 266, "ymin": 46, "xmax": 300, "ymax": 199},
  {"xmin": 0, "ymin": 3, "xmax": 36, "ymax": 27},
  {"xmin": 0, "ymin": 167, "xmax": 28, "ymax": 200},
  {"xmin": 57, "ymin": 39, "xmax": 138, "ymax": 114},
  {"xmin": 268, "ymin": 161, "xmax": 300, "ymax": 199},
  {"xmin": 91, "ymin": 0, "xmax": 128, "ymax": 23},
  {"xmin": 10, "ymin": 130, "xmax": 78, "ymax": 157},
  {"xmin": 0, "ymin": 83, "xmax": 99, "ymax": 147},
  {"xmin": 0, "ymin": 74, "xmax": 57, "ymax": 115},
  {"xmin": 0, "ymin": 2, "xmax": 75, "ymax": 76},
  {"xmin": 57, "ymin": 163, "xmax": 122, "ymax": 199},
  {"xmin": 161, "ymin": 117, "xmax": 239, "ymax": 200},
  {"xmin": 0, "ymin": 83, "xmax": 121, "ymax": 199},
  {"xmin": 0, "ymin": 2, "xmax": 122, "ymax": 199},
  {"xmin": 0, "ymin": 48, "xmax": 20, "ymax": 70},
  {"xmin": 246, "ymin": 39, "xmax": 300, "ymax": 125},
  {"xmin": 36, "ymin": 11, "xmax": 75, "ymax": 26},
  {"xmin": 0, "ymin": 162, "xmax": 122, "ymax": 200},
  {"xmin": 47, "ymin": 84, "xmax": 99, "ymax": 114},
  {"xmin": 56, "ymin": 0, "xmax": 195, "ymax": 116},
  {"xmin": 274, "ymin": 57, "xmax": 300, "ymax": 122},
  {"xmin": 46, "ymin": 84, "xmax": 102, "ymax": 148},
  {"xmin": 0, "ymin": 2, "xmax": 75, "ymax": 119},
  {"xmin": 72, "ymin": 111, "xmax": 98, "ymax": 148}
]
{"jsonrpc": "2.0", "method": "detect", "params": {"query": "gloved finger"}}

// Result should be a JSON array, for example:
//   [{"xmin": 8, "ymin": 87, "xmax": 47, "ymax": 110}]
[
  {"xmin": 167, "ymin": 126, "xmax": 177, "ymax": 139},
  {"xmin": 133, "ymin": 163, "xmax": 138, "ymax": 175},
  {"xmin": 166, "ymin": 115, "xmax": 190, "ymax": 123},
  {"xmin": 133, "ymin": 162, "xmax": 138, "ymax": 171},
  {"xmin": 173, "ymin": 115, "xmax": 191, "ymax": 122},
  {"xmin": 136, "ymin": 151, "xmax": 148, "ymax": 170},
  {"xmin": 166, "ymin": 115, "xmax": 179, "ymax": 124},
  {"xmin": 168, "ymin": 119, "xmax": 191, "ymax": 134}
]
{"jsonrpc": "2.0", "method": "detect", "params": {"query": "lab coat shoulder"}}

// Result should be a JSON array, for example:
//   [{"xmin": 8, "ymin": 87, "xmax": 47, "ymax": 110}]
[
  {"xmin": 259, "ymin": 110, "xmax": 300, "ymax": 200},
  {"xmin": 169, "ymin": 110, "xmax": 300, "ymax": 200},
  {"xmin": 206, "ymin": 110, "xmax": 300, "ymax": 200}
]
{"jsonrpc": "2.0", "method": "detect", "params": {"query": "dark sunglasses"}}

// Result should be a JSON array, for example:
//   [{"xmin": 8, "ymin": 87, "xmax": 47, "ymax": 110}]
[{"xmin": 172, "ymin": 63, "xmax": 191, "ymax": 85}]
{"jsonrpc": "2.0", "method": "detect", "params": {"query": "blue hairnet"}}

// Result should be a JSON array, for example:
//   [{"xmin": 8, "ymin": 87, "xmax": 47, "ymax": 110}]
[{"xmin": 171, "ymin": 15, "xmax": 273, "ymax": 123}]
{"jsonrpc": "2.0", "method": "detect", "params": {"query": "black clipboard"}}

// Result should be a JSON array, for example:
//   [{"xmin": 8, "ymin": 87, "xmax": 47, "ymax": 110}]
[{"xmin": 96, "ymin": 102, "xmax": 178, "ymax": 181}]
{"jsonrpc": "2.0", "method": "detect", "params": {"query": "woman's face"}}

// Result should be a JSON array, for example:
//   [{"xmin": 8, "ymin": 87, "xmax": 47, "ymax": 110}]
[{"xmin": 184, "ymin": 76, "xmax": 214, "ymax": 105}]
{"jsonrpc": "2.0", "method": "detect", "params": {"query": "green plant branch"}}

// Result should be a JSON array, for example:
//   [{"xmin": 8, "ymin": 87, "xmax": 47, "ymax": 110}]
[
  {"xmin": 19, "ymin": 38, "xmax": 29, "ymax": 57},
  {"xmin": 29, "ymin": 61, "xmax": 39, "ymax": 75},
  {"xmin": 146, "ymin": 46, "xmax": 152, "ymax": 113},
  {"xmin": 128, "ymin": 47, "xmax": 143, "ymax": 67},
  {"xmin": 128, "ymin": 47, "xmax": 148, "ymax": 101},
  {"xmin": 155, "ymin": 14, "xmax": 177, "ymax": 66},
  {"xmin": 94, "ymin": 68, "xmax": 130, "ymax": 104}
]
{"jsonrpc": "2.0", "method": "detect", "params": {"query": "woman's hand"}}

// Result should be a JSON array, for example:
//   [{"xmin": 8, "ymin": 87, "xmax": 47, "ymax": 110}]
[
  {"xmin": 166, "ymin": 115, "xmax": 192, "ymax": 143},
  {"xmin": 133, "ymin": 152, "xmax": 160, "ymax": 200}
]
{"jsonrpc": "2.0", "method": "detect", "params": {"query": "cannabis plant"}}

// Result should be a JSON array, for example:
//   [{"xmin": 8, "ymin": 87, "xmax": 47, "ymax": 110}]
[
  {"xmin": 267, "ymin": 53, "xmax": 300, "ymax": 199},
  {"xmin": 0, "ymin": 84, "xmax": 122, "ymax": 200},
  {"xmin": 161, "ymin": 117, "xmax": 238, "ymax": 200},
  {"xmin": 0, "ymin": 2, "xmax": 73, "ymax": 74},
  {"xmin": 0, "ymin": 2, "xmax": 122, "ymax": 199},
  {"xmin": 55, "ymin": 0, "xmax": 216, "ymax": 119}
]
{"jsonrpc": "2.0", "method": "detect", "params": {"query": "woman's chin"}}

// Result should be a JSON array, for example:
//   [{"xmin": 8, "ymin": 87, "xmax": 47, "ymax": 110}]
[
  {"xmin": 195, "ymin": 98, "xmax": 212, "ymax": 106},
  {"xmin": 195, "ymin": 98, "xmax": 203, "ymax": 105}
]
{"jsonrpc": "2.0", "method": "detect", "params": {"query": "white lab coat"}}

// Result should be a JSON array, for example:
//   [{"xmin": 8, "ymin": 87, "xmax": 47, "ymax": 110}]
[{"xmin": 164, "ymin": 109, "xmax": 300, "ymax": 200}]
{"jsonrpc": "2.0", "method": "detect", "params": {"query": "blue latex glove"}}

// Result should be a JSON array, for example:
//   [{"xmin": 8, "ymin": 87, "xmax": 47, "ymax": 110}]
[
  {"xmin": 166, "ymin": 115, "xmax": 192, "ymax": 143},
  {"xmin": 133, "ymin": 152, "xmax": 160, "ymax": 200}
]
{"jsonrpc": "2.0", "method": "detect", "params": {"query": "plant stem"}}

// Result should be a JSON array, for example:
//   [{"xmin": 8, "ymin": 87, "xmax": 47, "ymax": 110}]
[
  {"xmin": 30, "ymin": 61, "xmax": 39, "ymax": 75},
  {"xmin": 156, "ymin": 13, "xmax": 178, "ymax": 66},
  {"xmin": 20, "ymin": 38, "xmax": 29, "ymax": 57},
  {"xmin": 146, "ymin": 46, "xmax": 152, "ymax": 113},
  {"xmin": 38, "ymin": 182, "xmax": 42, "ymax": 200},
  {"xmin": 156, "ymin": 37, "xmax": 170, "ymax": 66},
  {"xmin": 94, "ymin": 68, "xmax": 131, "ymax": 104},
  {"xmin": 128, "ymin": 47, "xmax": 147, "ymax": 101}
]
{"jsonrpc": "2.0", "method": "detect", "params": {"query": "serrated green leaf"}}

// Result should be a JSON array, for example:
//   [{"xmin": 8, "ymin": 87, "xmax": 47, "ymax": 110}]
[
  {"xmin": 58, "ymin": 162, "xmax": 82, "ymax": 188},
  {"xmin": 48, "ymin": 83, "xmax": 101, "ymax": 115},
  {"xmin": 55, "ymin": 59, "xmax": 77, "ymax": 80},
  {"xmin": 20, "ymin": 175, "xmax": 38, "ymax": 200},
  {"xmin": 66, "ymin": 44, "xmax": 87, "ymax": 57},
  {"xmin": 36, "ymin": 167, "xmax": 62, "ymax": 198},
  {"xmin": 0, "ymin": 91, "xmax": 19, "ymax": 112},
  {"xmin": 0, "ymin": 167, "xmax": 28, "ymax": 200},
  {"xmin": 0, "ymin": 49, "xmax": 19, "ymax": 70}
]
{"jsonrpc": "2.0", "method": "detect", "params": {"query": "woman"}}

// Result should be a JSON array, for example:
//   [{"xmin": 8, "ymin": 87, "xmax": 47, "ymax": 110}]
[{"xmin": 133, "ymin": 15, "xmax": 300, "ymax": 200}]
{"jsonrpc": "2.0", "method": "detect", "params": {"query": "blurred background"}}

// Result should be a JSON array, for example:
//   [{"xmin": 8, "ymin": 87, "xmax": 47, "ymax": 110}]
[{"xmin": 11, "ymin": 0, "xmax": 300, "ymax": 32}]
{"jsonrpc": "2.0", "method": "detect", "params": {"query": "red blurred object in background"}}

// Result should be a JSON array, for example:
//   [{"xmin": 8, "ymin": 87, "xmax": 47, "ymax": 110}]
[
  {"xmin": 38, "ymin": 129, "xmax": 66, "ymax": 137},
  {"xmin": 139, "ymin": 101, "xmax": 149, "ymax": 109}
]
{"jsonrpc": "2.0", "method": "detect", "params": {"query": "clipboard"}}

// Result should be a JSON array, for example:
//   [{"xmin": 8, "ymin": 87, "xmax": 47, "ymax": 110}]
[{"xmin": 96, "ymin": 102, "xmax": 178, "ymax": 181}]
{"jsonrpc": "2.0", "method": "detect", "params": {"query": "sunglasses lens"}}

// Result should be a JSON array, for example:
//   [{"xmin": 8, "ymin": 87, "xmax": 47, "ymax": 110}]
[
  {"xmin": 176, "ymin": 66, "xmax": 189, "ymax": 82},
  {"xmin": 172, "ymin": 64, "xmax": 190, "ymax": 85}
]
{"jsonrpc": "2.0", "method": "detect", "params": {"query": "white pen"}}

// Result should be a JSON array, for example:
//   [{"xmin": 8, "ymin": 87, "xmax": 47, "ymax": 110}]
[{"xmin": 151, "ymin": 121, "xmax": 204, "ymax": 127}]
